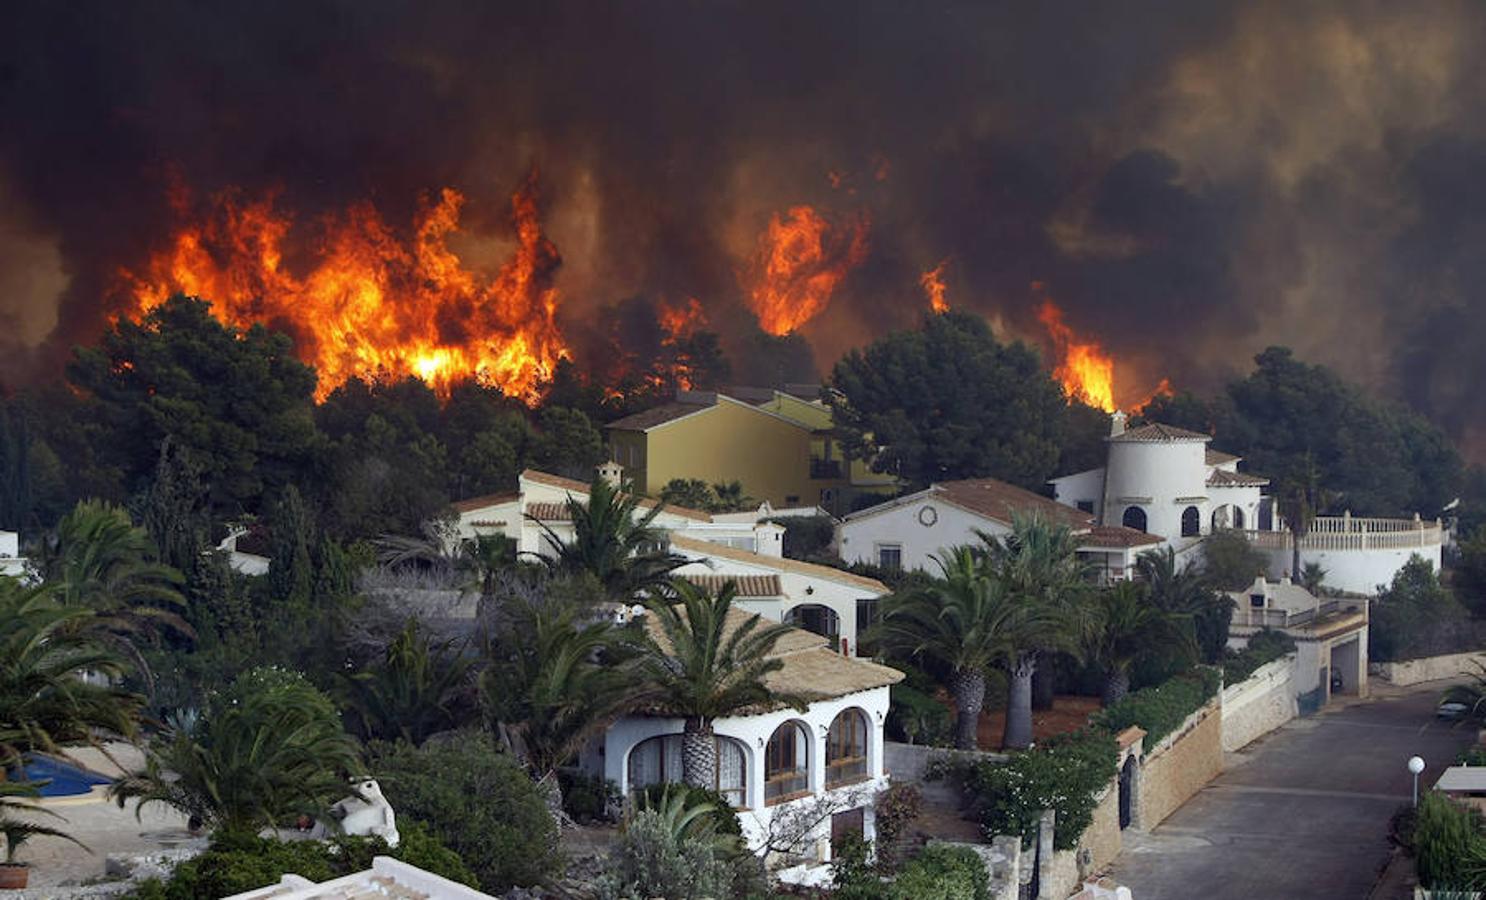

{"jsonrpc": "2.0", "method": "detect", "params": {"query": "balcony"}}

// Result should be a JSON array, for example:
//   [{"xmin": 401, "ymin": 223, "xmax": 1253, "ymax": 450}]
[{"xmin": 1242, "ymin": 514, "xmax": 1443, "ymax": 552}]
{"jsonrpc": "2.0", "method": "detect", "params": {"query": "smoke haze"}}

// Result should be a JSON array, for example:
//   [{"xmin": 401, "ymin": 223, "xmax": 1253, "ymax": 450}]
[{"xmin": 4, "ymin": 1, "xmax": 1486, "ymax": 451}]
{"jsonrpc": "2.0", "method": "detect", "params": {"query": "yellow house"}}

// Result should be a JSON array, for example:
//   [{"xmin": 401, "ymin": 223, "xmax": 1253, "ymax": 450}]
[{"xmin": 606, "ymin": 389, "xmax": 898, "ymax": 514}]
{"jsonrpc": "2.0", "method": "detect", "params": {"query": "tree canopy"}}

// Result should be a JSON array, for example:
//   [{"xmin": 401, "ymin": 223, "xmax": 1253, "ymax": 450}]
[{"xmin": 827, "ymin": 312, "xmax": 1068, "ymax": 490}]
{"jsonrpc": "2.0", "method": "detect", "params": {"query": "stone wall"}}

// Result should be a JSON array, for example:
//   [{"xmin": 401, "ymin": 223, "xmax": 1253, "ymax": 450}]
[
  {"xmin": 1137, "ymin": 701, "xmax": 1222, "ymax": 830},
  {"xmin": 1372, "ymin": 651, "xmax": 1486, "ymax": 687},
  {"xmin": 1044, "ymin": 782, "xmax": 1125, "ymax": 900},
  {"xmin": 1220, "ymin": 654, "xmax": 1298, "ymax": 752}
]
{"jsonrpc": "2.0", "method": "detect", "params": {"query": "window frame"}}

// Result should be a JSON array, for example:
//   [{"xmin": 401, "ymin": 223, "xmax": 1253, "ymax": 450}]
[
  {"xmin": 764, "ymin": 721, "xmax": 811, "ymax": 805},
  {"xmin": 825, "ymin": 708, "xmax": 870, "ymax": 788}
]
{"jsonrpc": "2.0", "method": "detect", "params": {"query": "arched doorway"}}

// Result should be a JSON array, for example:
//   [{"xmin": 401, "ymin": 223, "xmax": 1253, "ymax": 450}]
[
  {"xmin": 1119, "ymin": 755, "xmax": 1137, "ymax": 829},
  {"xmin": 785, "ymin": 604, "xmax": 840, "ymax": 644},
  {"xmin": 1122, "ymin": 506, "xmax": 1147, "ymax": 532}
]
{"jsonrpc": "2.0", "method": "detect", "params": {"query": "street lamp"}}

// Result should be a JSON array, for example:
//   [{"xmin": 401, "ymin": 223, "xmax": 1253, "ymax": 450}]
[{"xmin": 1409, "ymin": 756, "xmax": 1426, "ymax": 807}]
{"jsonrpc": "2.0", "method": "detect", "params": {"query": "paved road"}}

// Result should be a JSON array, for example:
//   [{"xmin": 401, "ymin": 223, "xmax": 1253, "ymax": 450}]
[{"xmin": 1109, "ymin": 684, "xmax": 1474, "ymax": 900}]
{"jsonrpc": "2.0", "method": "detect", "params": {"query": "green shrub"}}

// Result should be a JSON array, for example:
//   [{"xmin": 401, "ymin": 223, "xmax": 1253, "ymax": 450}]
[
  {"xmin": 964, "ymin": 730, "xmax": 1117, "ymax": 851},
  {"xmin": 598, "ymin": 793, "xmax": 754, "ymax": 900},
  {"xmin": 635, "ymin": 782, "xmax": 743, "ymax": 836},
  {"xmin": 120, "ymin": 825, "xmax": 475, "ymax": 899},
  {"xmin": 874, "ymin": 782, "xmax": 923, "ymax": 872},
  {"xmin": 368, "ymin": 733, "xmax": 563, "ymax": 893},
  {"xmin": 1223, "ymin": 629, "xmax": 1296, "ymax": 684},
  {"xmin": 1415, "ymin": 793, "xmax": 1484, "ymax": 890},
  {"xmin": 559, "ymin": 769, "xmax": 620, "ymax": 823},
  {"xmin": 887, "ymin": 682, "xmax": 953, "ymax": 747},
  {"xmin": 1093, "ymin": 667, "xmax": 1220, "ymax": 749},
  {"xmin": 1459, "ymin": 746, "xmax": 1486, "ymax": 766},
  {"xmin": 887, "ymin": 844, "xmax": 990, "ymax": 900}
]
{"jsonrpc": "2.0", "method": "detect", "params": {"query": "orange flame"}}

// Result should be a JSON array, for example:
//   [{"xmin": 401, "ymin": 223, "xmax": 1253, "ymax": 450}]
[
  {"xmin": 1035, "ymin": 295, "xmax": 1115, "ymax": 412},
  {"xmin": 920, "ymin": 259, "xmax": 949, "ymax": 313},
  {"xmin": 657, "ymin": 296, "xmax": 706, "ymax": 340},
  {"xmin": 741, "ymin": 205, "xmax": 869, "ymax": 335},
  {"xmin": 119, "ymin": 172, "xmax": 568, "ymax": 402}
]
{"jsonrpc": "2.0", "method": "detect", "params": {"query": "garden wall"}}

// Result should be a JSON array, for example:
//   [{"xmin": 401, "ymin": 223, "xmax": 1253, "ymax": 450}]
[
  {"xmin": 1137, "ymin": 701, "xmax": 1221, "ymax": 830},
  {"xmin": 1371, "ymin": 650, "xmax": 1486, "ymax": 687},
  {"xmin": 1220, "ymin": 654, "xmax": 1298, "ymax": 752}
]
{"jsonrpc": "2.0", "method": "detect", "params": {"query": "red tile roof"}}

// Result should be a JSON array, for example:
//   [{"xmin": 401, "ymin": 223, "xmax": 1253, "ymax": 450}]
[
  {"xmin": 451, "ymin": 491, "xmax": 520, "ymax": 514},
  {"xmin": 605, "ymin": 399, "xmax": 712, "ymax": 431},
  {"xmin": 933, "ymin": 478, "xmax": 1094, "ymax": 530},
  {"xmin": 1207, "ymin": 469, "xmax": 1269, "ymax": 487},
  {"xmin": 1080, "ymin": 525, "xmax": 1164, "ymax": 548},
  {"xmin": 1110, "ymin": 423, "xmax": 1212, "ymax": 443},
  {"xmin": 519, "ymin": 469, "xmax": 713, "ymax": 521}
]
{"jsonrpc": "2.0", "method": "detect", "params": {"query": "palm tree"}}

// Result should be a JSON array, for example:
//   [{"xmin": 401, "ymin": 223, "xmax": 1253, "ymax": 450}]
[
  {"xmin": 1140, "ymin": 546, "xmax": 1230, "ymax": 664},
  {"xmin": 111, "ymin": 673, "xmax": 362, "ymax": 835},
  {"xmin": 981, "ymin": 513, "xmax": 1090, "ymax": 750},
  {"xmin": 872, "ymin": 546, "xmax": 1026, "ymax": 750},
  {"xmin": 1275, "ymin": 453, "xmax": 1330, "ymax": 580},
  {"xmin": 531, "ymin": 476, "xmax": 687, "ymax": 598},
  {"xmin": 342, "ymin": 619, "xmax": 474, "ymax": 745},
  {"xmin": 0, "ymin": 580, "xmax": 140, "ymax": 768},
  {"xmin": 38, "ymin": 500, "xmax": 191, "ymax": 648},
  {"xmin": 635, "ymin": 581, "xmax": 806, "ymax": 789},
  {"xmin": 1086, "ymin": 581, "xmax": 1194, "ymax": 705},
  {"xmin": 481, "ymin": 593, "xmax": 636, "ymax": 779}
]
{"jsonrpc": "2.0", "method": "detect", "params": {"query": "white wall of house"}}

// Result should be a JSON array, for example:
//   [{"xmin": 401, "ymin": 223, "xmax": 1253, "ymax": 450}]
[
  {"xmin": 1049, "ymin": 468, "xmax": 1106, "ymax": 520},
  {"xmin": 1252, "ymin": 544, "xmax": 1442, "ymax": 595},
  {"xmin": 599, "ymin": 685, "xmax": 892, "ymax": 858},
  {"xmin": 838, "ymin": 493, "xmax": 1010, "ymax": 573},
  {"xmin": 1208, "ymin": 485, "xmax": 1262, "ymax": 531},
  {"xmin": 1104, "ymin": 439, "xmax": 1209, "ymax": 545}
]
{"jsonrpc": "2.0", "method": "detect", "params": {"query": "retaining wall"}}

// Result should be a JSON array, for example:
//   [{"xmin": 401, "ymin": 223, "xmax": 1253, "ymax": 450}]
[
  {"xmin": 1372, "ymin": 651, "xmax": 1486, "ymax": 687},
  {"xmin": 1137, "ymin": 701, "xmax": 1222, "ymax": 830},
  {"xmin": 1220, "ymin": 654, "xmax": 1298, "ymax": 751}
]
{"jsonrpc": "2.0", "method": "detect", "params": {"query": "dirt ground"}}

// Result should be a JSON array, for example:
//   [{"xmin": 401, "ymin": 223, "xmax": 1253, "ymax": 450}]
[{"xmin": 976, "ymin": 695, "xmax": 1102, "ymax": 749}]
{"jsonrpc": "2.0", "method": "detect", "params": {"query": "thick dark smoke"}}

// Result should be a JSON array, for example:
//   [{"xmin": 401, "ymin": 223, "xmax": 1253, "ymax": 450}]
[{"xmin": 4, "ymin": 2, "xmax": 1486, "ymax": 452}]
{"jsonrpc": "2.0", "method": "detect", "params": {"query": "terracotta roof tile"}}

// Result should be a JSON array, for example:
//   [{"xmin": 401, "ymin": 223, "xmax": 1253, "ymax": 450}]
[
  {"xmin": 525, "ymin": 502, "xmax": 571, "ymax": 521},
  {"xmin": 1205, "ymin": 448, "xmax": 1240, "ymax": 466},
  {"xmin": 1080, "ymin": 525, "xmax": 1164, "ymax": 548},
  {"xmin": 1207, "ymin": 469, "xmax": 1269, "ymax": 487},
  {"xmin": 1110, "ymin": 423, "xmax": 1212, "ymax": 443},
  {"xmin": 934, "ymin": 478, "xmax": 1094, "ymax": 530},
  {"xmin": 678, "ymin": 573, "xmax": 783, "ymax": 597}
]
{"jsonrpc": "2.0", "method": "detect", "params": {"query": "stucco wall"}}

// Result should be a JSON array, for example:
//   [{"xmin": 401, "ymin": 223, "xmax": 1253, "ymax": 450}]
[
  {"xmin": 1372, "ymin": 650, "xmax": 1486, "ymax": 687},
  {"xmin": 1138, "ymin": 702, "xmax": 1222, "ymax": 830},
  {"xmin": 1220, "ymin": 654, "xmax": 1298, "ymax": 752},
  {"xmin": 1256, "ymin": 544, "xmax": 1442, "ymax": 596},
  {"xmin": 1080, "ymin": 783, "xmax": 1123, "ymax": 876},
  {"xmin": 839, "ymin": 494, "xmax": 1011, "ymax": 572}
]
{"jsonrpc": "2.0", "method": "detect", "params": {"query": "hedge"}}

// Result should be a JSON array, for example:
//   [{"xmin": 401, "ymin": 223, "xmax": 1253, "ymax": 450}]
[
  {"xmin": 1222, "ymin": 629, "xmax": 1296, "ymax": 685},
  {"xmin": 1092, "ymin": 666, "xmax": 1220, "ymax": 749}
]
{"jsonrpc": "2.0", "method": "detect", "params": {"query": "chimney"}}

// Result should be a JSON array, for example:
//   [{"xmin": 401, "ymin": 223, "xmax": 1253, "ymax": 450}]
[
  {"xmin": 1110, "ymin": 410, "xmax": 1128, "ymax": 437},
  {"xmin": 596, "ymin": 460, "xmax": 624, "ymax": 489}
]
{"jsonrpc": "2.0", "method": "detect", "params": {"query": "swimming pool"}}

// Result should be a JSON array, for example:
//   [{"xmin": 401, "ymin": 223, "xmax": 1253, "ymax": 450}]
[{"xmin": 9, "ymin": 756, "xmax": 112, "ymax": 797}]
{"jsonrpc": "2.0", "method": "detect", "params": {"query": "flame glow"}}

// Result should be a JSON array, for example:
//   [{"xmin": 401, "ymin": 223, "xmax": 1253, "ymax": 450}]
[
  {"xmin": 119, "ymin": 172, "xmax": 568, "ymax": 402},
  {"xmin": 741, "ymin": 205, "xmax": 869, "ymax": 335},
  {"xmin": 921, "ymin": 259, "xmax": 949, "ymax": 313},
  {"xmin": 1035, "ymin": 296, "xmax": 1116, "ymax": 412}
]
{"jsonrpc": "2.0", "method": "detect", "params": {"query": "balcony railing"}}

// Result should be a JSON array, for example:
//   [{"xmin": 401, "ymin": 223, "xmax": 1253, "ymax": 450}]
[
  {"xmin": 1234, "ymin": 599, "xmax": 1367, "ymax": 630},
  {"xmin": 1242, "ymin": 515, "xmax": 1442, "ymax": 552}
]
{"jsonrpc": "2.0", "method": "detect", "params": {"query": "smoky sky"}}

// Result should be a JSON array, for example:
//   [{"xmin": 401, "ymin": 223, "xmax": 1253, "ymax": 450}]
[{"xmin": 5, "ymin": 1, "xmax": 1486, "ymax": 452}]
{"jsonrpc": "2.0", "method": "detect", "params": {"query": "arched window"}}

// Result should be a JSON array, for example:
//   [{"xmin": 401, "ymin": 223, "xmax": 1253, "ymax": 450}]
[
  {"xmin": 785, "ymin": 604, "xmax": 841, "ymax": 642},
  {"xmin": 628, "ymin": 735, "xmax": 747, "ymax": 807},
  {"xmin": 1233, "ymin": 507, "xmax": 1246, "ymax": 529},
  {"xmin": 1181, "ymin": 506, "xmax": 1200, "ymax": 537},
  {"xmin": 1122, "ymin": 506, "xmax": 1147, "ymax": 532},
  {"xmin": 826, "ymin": 709, "xmax": 869, "ymax": 787},
  {"xmin": 764, "ymin": 721, "xmax": 810, "ymax": 804}
]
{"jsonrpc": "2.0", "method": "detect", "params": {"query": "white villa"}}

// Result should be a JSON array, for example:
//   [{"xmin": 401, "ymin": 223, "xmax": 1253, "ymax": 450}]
[
  {"xmin": 453, "ymin": 465, "xmax": 889, "ymax": 656},
  {"xmin": 1226, "ymin": 575, "xmax": 1370, "ymax": 709},
  {"xmin": 1052, "ymin": 412, "xmax": 1443, "ymax": 594},
  {"xmin": 0, "ymin": 530, "xmax": 27, "ymax": 578},
  {"xmin": 837, "ymin": 475, "xmax": 1161, "ymax": 582},
  {"xmin": 583, "ymin": 607, "xmax": 901, "ymax": 860}
]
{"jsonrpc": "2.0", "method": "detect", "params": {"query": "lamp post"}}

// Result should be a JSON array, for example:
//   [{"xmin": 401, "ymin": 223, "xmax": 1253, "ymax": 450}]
[{"xmin": 1409, "ymin": 756, "xmax": 1426, "ymax": 807}]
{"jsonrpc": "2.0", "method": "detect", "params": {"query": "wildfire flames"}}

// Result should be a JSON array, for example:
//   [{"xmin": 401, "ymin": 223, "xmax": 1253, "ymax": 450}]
[
  {"xmin": 920, "ymin": 259, "xmax": 949, "ymax": 313},
  {"xmin": 1035, "ymin": 295, "xmax": 1116, "ymax": 412},
  {"xmin": 741, "ymin": 205, "xmax": 870, "ymax": 335},
  {"xmin": 119, "ymin": 172, "xmax": 568, "ymax": 401}
]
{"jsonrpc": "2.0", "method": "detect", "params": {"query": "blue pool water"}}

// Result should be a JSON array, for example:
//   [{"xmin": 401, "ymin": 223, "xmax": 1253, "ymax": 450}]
[{"xmin": 10, "ymin": 756, "xmax": 111, "ymax": 797}]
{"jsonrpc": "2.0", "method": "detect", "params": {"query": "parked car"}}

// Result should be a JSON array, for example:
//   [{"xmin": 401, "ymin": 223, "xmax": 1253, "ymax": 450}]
[{"xmin": 1437, "ymin": 700, "xmax": 1471, "ymax": 721}]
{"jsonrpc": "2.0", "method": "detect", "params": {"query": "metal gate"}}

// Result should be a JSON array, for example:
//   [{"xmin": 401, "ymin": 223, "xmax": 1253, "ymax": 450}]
[{"xmin": 1119, "ymin": 756, "xmax": 1136, "ymax": 829}]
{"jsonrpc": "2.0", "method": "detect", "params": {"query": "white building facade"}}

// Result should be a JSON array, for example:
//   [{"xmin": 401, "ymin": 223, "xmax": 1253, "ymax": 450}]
[
  {"xmin": 0, "ymin": 531, "xmax": 27, "ymax": 579},
  {"xmin": 587, "ymin": 610, "xmax": 901, "ymax": 862}
]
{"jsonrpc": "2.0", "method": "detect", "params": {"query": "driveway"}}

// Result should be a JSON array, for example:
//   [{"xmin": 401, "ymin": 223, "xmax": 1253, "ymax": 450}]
[{"xmin": 1109, "ymin": 683, "xmax": 1474, "ymax": 900}]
